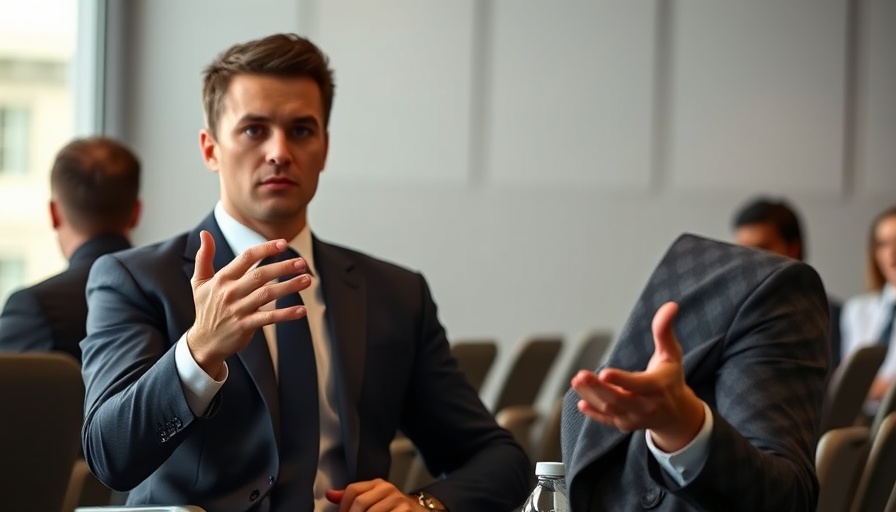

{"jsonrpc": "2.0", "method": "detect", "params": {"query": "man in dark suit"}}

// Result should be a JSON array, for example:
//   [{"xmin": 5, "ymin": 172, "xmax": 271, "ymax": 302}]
[
  {"xmin": 562, "ymin": 234, "xmax": 829, "ymax": 511},
  {"xmin": 0, "ymin": 136, "xmax": 140, "ymax": 361},
  {"xmin": 732, "ymin": 196, "xmax": 843, "ymax": 368},
  {"xmin": 80, "ymin": 33, "xmax": 530, "ymax": 512}
]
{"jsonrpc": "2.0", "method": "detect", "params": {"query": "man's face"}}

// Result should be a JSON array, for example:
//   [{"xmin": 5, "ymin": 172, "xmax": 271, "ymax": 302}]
[
  {"xmin": 875, "ymin": 214, "xmax": 896, "ymax": 286},
  {"xmin": 734, "ymin": 222, "xmax": 800, "ymax": 260},
  {"xmin": 200, "ymin": 74, "xmax": 329, "ymax": 238}
]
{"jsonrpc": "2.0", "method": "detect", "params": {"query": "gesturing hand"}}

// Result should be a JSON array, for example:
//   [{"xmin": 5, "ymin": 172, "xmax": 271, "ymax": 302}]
[
  {"xmin": 571, "ymin": 301, "xmax": 705, "ymax": 452},
  {"xmin": 187, "ymin": 230, "xmax": 311, "ymax": 378}
]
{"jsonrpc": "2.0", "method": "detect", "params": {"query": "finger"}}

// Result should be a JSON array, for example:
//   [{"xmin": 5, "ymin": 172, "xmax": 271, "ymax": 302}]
[
  {"xmin": 232, "ymin": 260, "xmax": 311, "ymax": 312},
  {"xmin": 326, "ymin": 489, "xmax": 344, "ymax": 504},
  {"xmin": 599, "ymin": 367, "xmax": 663, "ymax": 395},
  {"xmin": 235, "ymin": 272, "xmax": 312, "ymax": 320},
  {"xmin": 220, "ymin": 239, "xmax": 290, "ymax": 279},
  {"xmin": 192, "ymin": 230, "xmax": 216, "ymax": 286},
  {"xmin": 651, "ymin": 301, "xmax": 682, "ymax": 362},
  {"xmin": 338, "ymin": 480, "xmax": 376, "ymax": 512},
  {"xmin": 577, "ymin": 399, "xmax": 635, "ymax": 432},
  {"xmin": 572, "ymin": 371, "xmax": 632, "ymax": 409}
]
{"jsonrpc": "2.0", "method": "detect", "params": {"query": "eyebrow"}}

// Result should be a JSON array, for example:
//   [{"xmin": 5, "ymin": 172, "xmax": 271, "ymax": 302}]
[{"xmin": 236, "ymin": 114, "xmax": 321, "ymax": 126}]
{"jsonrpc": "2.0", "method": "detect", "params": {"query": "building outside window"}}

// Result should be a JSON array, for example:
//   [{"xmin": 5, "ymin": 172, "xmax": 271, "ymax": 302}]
[
  {"xmin": 0, "ymin": 0, "xmax": 77, "ymax": 305},
  {"xmin": 0, "ymin": 105, "xmax": 30, "ymax": 174}
]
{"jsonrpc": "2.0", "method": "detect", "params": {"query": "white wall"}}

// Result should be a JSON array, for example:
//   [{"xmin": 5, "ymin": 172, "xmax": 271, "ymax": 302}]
[{"xmin": 110, "ymin": 0, "xmax": 896, "ymax": 410}]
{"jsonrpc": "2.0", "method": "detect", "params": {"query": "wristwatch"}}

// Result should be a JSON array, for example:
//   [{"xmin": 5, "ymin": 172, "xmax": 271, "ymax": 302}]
[{"xmin": 416, "ymin": 491, "xmax": 448, "ymax": 511}]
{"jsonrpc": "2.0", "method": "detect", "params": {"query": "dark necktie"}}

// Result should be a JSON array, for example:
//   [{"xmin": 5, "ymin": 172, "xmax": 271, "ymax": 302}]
[
  {"xmin": 264, "ymin": 248, "xmax": 319, "ymax": 512},
  {"xmin": 879, "ymin": 302, "xmax": 896, "ymax": 347}
]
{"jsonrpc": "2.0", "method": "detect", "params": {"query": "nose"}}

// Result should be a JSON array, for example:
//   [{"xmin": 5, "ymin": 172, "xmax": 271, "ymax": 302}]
[{"xmin": 266, "ymin": 130, "xmax": 292, "ymax": 169}]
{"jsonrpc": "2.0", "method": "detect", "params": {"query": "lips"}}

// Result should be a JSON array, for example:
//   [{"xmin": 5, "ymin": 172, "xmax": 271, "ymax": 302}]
[{"xmin": 259, "ymin": 177, "xmax": 297, "ymax": 192}]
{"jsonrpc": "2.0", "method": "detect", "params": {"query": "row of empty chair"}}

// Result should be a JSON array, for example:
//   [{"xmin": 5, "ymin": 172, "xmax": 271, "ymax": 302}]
[{"xmin": 389, "ymin": 330, "xmax": 614, "ymax": 493}]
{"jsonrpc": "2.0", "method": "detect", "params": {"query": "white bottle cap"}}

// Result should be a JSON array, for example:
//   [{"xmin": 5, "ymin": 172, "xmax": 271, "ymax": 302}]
[{"xmin": 535, "ymin": 461, "xmax": 565, "ymax": 477}]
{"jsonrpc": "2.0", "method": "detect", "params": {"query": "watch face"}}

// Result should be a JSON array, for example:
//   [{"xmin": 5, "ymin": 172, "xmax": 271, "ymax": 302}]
[{"xmin": 417, "ymin": 492, "xmax": 447, "ymax": 511}]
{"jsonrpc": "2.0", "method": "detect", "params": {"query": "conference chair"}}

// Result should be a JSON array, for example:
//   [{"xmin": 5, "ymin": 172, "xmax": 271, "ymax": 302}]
[
  {"xmin": 492, "ymin": 335, "xmax": 563, "ymax": 414},
  {"xmin": 820, "ymin": 345, "xmax": 888, "ymax": 433},
  {"xmin": 849, "ymin": 413, "xmax": 896, "ymax": 512},
  {"xmin": 871, "ymin": 380, "xmax": 896, "ymax": 440},
  {"xmin": 62, "ymin": 459, "xmax": 114, "ymax": 512},
  {"xmin": 450, "ymin": 339, "xmax": 498, "ymax": 393},
  {"xmin": 495, "ymin": 404, "xmax": 541, "ymax": 458},
  {"xmin": 0, "ymin": 352, "xmax": 83, "ymax": 512},
  {"xmin": 815, "ymin": 426, "xmax": 872, "ymax": 512},
  {"xmin": 555, "ymin": 330, "xmax": 613, "ymax": 400},
  {"xmin": 388, "ymin": 436, "xmax": 417, "ymax": 491},
  {"xmin": 534, "ymin": 397, "xmax": 564, "ymax": 464},
  {"xmin": 530, "ymin": 330, "xmax": 612, "ymax": 463}
]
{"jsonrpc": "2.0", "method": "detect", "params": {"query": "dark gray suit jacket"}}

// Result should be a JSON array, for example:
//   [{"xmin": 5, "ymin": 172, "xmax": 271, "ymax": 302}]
[
  {"xmin": 562, "ymin": 234, "xmax": 829, "ymax": 512},
  {"xmin": 80, "ymin": 213, "xmax": 530, "ymax": 512},
  {"xmin": 0, "ymin": 234, "xmax": 131, "ymax": 361}
]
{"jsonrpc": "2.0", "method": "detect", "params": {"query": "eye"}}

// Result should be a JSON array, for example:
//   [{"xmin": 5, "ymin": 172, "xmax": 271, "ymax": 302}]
[
  {"xmin": 243, "ymin": 125, "xmax": 266, "ymax": 138},
  {"xmin": 291, "ymin": 125, "xmax": 313, "ymax": 138}
]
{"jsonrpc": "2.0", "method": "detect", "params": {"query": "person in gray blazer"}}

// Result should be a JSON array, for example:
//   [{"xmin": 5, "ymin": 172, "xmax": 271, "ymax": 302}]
[
  {"xmin": 0, "ymin": 136, "xmax": 140, "ymax": 361},
  {"xmin": 80, "ymin": 33, "xmax": 530, "ymax": 512},
  {"xmin": 562, "ymin": 234, "xmax": 828, "ymax": 511}
]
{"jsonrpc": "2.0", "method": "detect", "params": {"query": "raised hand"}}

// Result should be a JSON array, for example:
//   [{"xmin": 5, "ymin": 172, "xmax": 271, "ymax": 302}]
[
  {"xmin": 187, "ymin": 230, "xmax": 310, "ymax": 378},
  {"xmin": 571, "ymin": 301, "xmax": 705, "ymax": 452}
]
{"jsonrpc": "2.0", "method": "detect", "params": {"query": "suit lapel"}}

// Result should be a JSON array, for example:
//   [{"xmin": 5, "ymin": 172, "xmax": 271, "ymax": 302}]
[
  {"xmin": 182, "ymin": 213, "xmax": 282, "ymax": 444},
  {"xmin": 313, "ymin": 237, "xmax": 366, "ymax": 477}
]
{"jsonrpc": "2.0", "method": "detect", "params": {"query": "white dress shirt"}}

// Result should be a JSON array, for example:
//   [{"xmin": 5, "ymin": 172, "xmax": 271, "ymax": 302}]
[{"xmin": 174, "ymin": 202, "xmax": 344, "ymax": 511}]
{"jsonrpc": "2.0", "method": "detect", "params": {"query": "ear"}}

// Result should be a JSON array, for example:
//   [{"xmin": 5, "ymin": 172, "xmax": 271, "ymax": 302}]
[
  {"xmin": 49, "ymin": 200, "xmax": 62, "ymax": 230},
  {"xmin": 788, "ymin": 240, "xmax": 803, "ymax": 261},
  {"xmin": 199, "ymin": 129, "xmax": 220, "ymax": 173},
  {"xmin": 127, "ymin": 199, "xmax": 142, "ymax": 230},
  {"xmin": 320, "ymin": 130, "xmax": 330, "ymax": 172}
]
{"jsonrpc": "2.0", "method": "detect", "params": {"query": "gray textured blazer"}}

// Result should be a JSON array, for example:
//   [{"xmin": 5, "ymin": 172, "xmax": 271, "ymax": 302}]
[{"xmin": 562, "ymin": 234, "xmax": 829, "ymax": 512}]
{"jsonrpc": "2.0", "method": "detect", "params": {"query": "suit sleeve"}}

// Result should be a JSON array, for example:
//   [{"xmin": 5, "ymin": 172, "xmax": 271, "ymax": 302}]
[
  {"xmin": 399, "ymin": 274, "xmax": 533, "ymax": 511},
  {"xmin": 648, "ymin": 261, "xmax": 828, "ymax": 511},
  {"xmin": 0, "ymin": 288, "xmax": 54, "ymax": 352},
  {"xmin": 80, "ymin": 254, "xmax": 199, "ymax": 491}
]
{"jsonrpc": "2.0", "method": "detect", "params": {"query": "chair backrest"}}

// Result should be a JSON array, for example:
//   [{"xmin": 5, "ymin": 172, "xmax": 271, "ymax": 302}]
[
  {"xmin": 851, "ymin": 413, "xmax": 896, "ymax": 512},
  {"xmin": 0, "ymin": 352, "xmax": 84, "ymax": 512},
  {"xmin": 387, "ymin": 437, "xmax": 417, "ymax": 493},
  {"xmin": 556, "ymin": 330, "xmax": 613, "ymax": 399},
  {"xmin": 450, "ymin": 340, "xmax": 498, "ymax": 393},
  {"xmin": 871, "ymin": 380, "xmax": 896, "ymax": 439},
  {"xmin": 495, "ymin": 404, "xmax": 541, "ymax": 460},
  {"xmin": 493, "ymin": 336, "xmax": 563, "ymax": 414},
  {"xmin": 535, "ymin": 397, "xmax": 564, "ymax": 464},
  {"xmin": 815, "ymin": 426, "xmax": 872, "ymax": 512},
  {"xmin": 821, "ymin": 345, "xmax": 888, "ymax": 433}
]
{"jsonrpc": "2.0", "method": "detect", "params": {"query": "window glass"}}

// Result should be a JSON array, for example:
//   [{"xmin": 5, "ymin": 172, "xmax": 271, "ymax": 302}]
[{"xmin": 0, "ymin": 0, "xmax": 77, "ymax": 304}]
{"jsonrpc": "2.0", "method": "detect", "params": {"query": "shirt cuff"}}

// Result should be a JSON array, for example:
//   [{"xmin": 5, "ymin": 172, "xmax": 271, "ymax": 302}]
[
  {"xmin": 645, "ymin": 400, "xmax": 713, "ymax": 487},
  {"xmin": 174, "ymin": 332, "xmax": 227, "ymax": 416}
]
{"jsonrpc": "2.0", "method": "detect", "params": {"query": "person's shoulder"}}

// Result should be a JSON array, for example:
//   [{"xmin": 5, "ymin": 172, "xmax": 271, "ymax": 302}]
[
  {"xmin": 96, "ymin": 231, "xmax": 192, "ymax": 267},
  {"xmin": 843, "ymin": 290, "xmax": 879, "ymax": 310},
  {"xmin": 316, "ymin": 238, "xmax": 422, "ymax": 280}
]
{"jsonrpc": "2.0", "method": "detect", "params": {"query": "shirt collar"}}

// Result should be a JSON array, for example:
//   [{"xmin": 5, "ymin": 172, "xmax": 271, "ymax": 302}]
[
  {"xmin": 883, "ymin": 283, "xmax": 896, "ymax": 306},
  {"xmin": 213, "ymin": 201, "xmax": 316, "ymax": 276}
]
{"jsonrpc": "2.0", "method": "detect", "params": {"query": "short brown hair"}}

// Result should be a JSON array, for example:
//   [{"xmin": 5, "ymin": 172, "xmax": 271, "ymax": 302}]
[
  {"xmin": 867, "ymin": 205, "xmax": 896, "ymax": 291},
  {"xmin": 50, "ymin": 137, "xmax": 141, "ymax": 235},
  {"xmin": 201, "ymin": 33, "xmax": 336, "ymax": 138}
]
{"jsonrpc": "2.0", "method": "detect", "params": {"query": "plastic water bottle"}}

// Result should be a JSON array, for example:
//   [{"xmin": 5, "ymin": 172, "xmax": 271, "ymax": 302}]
[{"xmin": 521, "ymin": 461, "xmax": 569, "ymax": 512}]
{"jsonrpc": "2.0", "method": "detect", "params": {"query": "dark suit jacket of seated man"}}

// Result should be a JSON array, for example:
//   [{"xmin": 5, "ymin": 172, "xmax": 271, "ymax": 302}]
[
  {"xmin": 562, "ymin": 234, "xmax": 829, "ymax": 511},
  {"xmin": 0, "ymin": 136, "xmax": 140, "ymax": 361}
]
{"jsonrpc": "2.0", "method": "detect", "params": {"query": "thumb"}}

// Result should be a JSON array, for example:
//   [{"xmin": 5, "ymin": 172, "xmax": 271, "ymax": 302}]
[
  {"xmin": 192, "ymin": 230, "xmax": 216, "ymax": 286},
  {"xmin": 651, "ymin": 301, "xmax": 682, "ymax": 362},
  {"xmin": 325, "ymin": 489, "xmax": 344, "ymax": 504}
]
